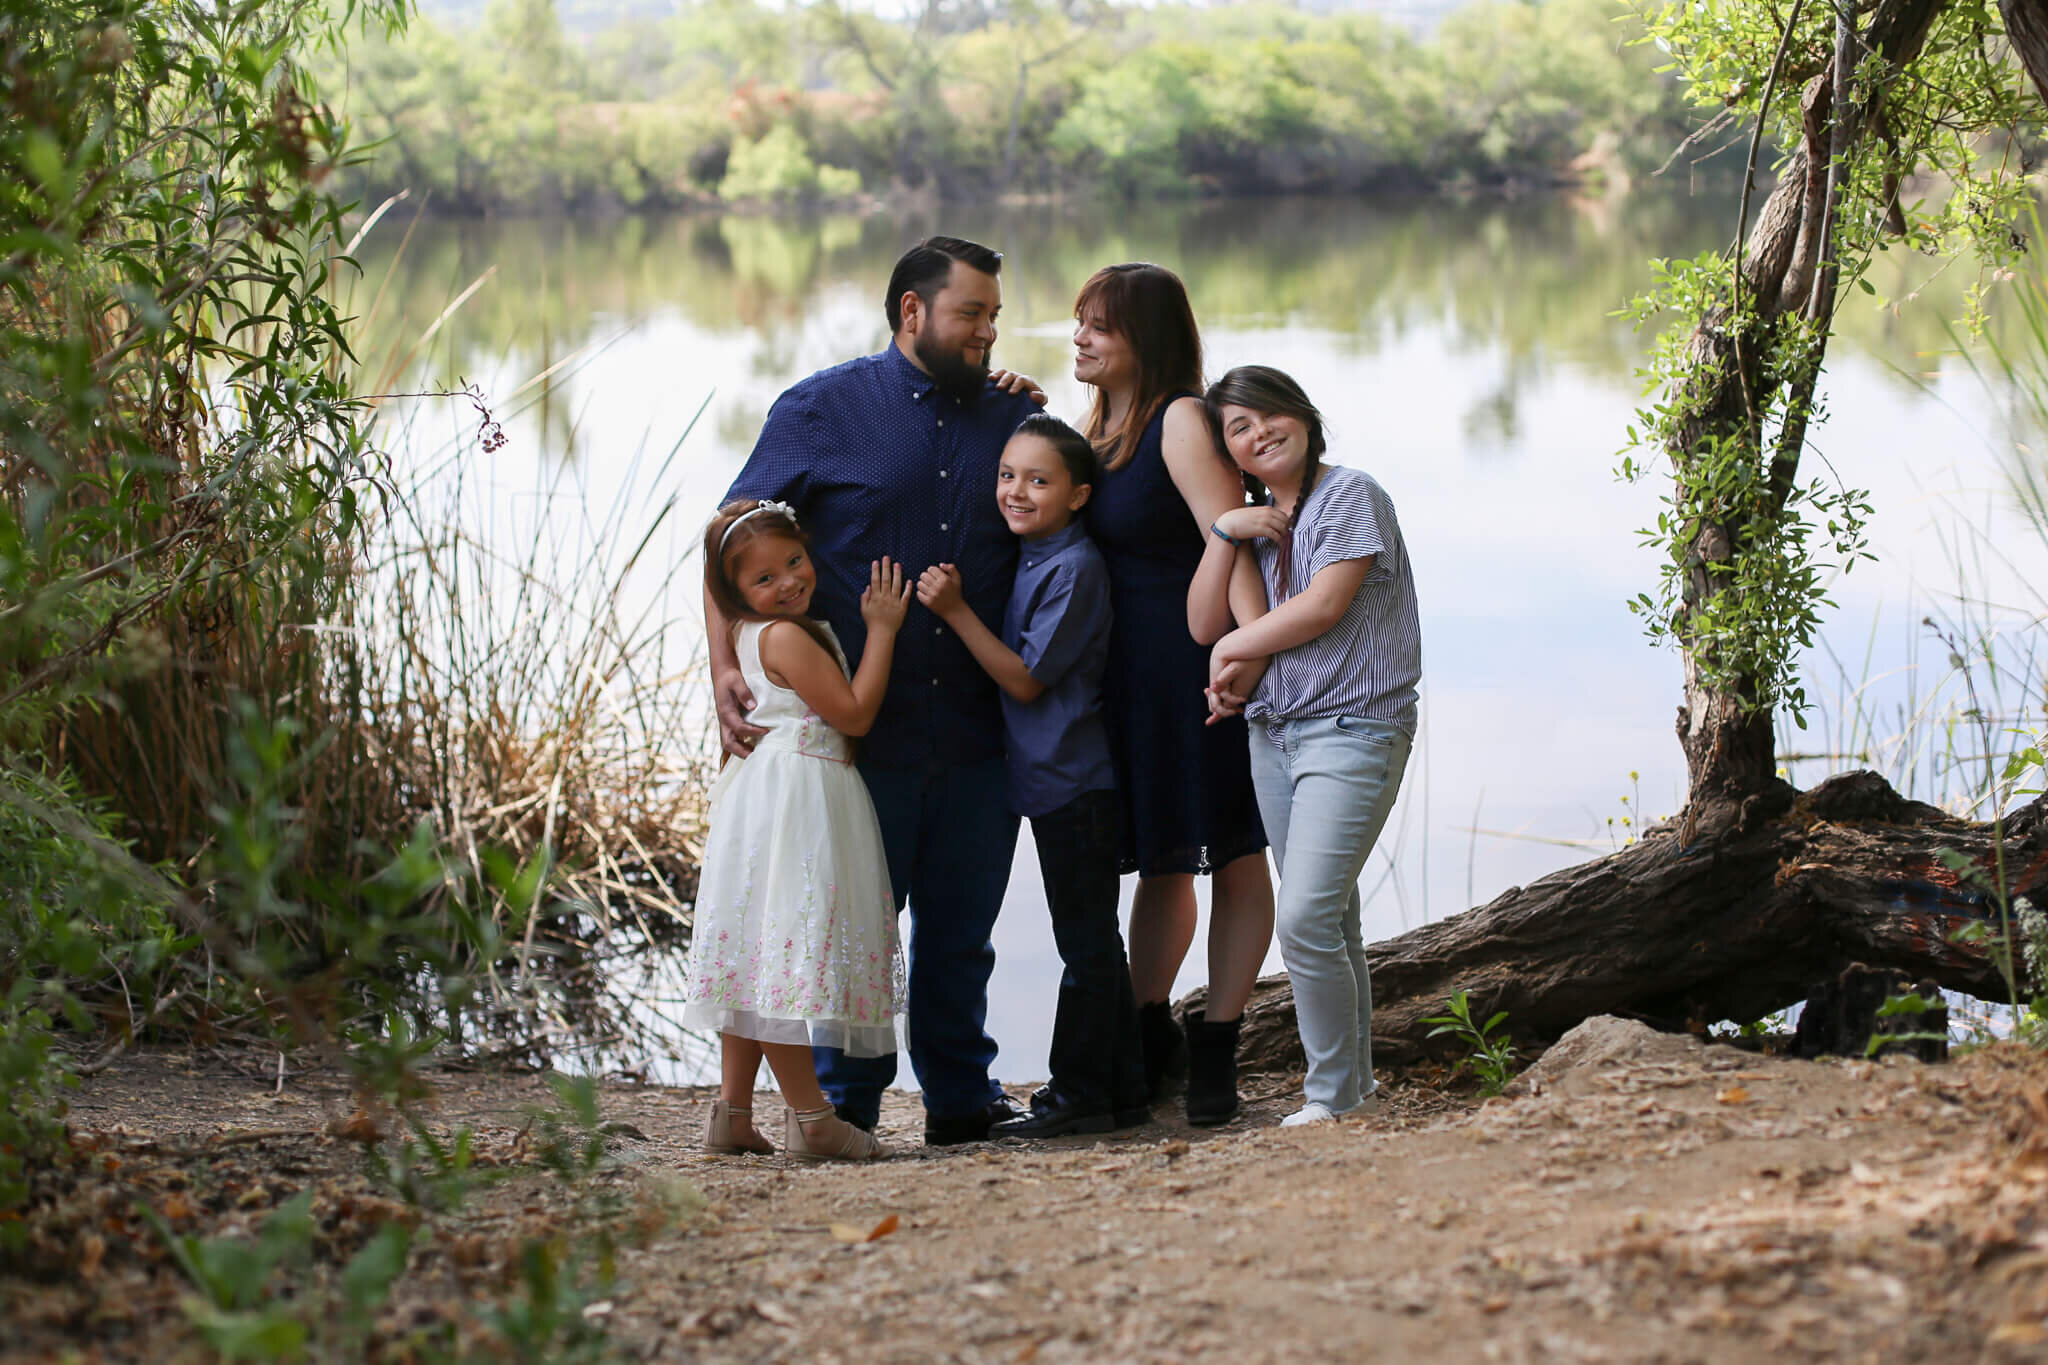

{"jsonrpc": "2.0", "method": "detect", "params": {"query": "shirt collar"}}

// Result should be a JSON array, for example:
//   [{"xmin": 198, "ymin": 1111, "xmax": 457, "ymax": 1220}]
[
  {"xmin": 883, "ymin": 342, "xmax": 938, "ymax": 403},
  {"xmin": 1020, "ymin": 520, "xmax": 1088, "ymax": 566},
  {"xmin": 880, "ymin": 340, "xmax": 991, "ymax": 408}
]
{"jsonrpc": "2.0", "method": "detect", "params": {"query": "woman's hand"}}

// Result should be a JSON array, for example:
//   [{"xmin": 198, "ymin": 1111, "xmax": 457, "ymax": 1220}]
[
  {"xmin": 915, "ymin": 563, "xmax": 966, "ymax": 617},
  {"xmin": 860, "ymin": 557, "xmax": 913, "ymax": 633},
  {"xmin": 1203, "ymin": 654, "xmax": 1270, "ymax": 724},
  {"xmin": 988, "ymin": 368, "xmax": 1049, "ymax": 407},
  {"xmin": 1209, "ymin": 631, "xmax": 1250, "ymax": 690},
  {"xmin": 1213, "ymin": 505, "xmax": 1290, "ymax": 543}
]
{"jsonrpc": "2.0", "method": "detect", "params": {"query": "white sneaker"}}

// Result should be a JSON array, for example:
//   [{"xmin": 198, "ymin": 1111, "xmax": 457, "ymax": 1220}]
[{"xmin": 1280, "ymin": 1101, "xmax": 1338, "ymax": 1127}]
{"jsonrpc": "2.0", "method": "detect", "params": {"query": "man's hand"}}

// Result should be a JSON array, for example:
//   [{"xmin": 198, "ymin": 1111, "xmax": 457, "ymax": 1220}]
[
  {"xmin": 988, "ymin": 368, "xmax": 1049, "ymax": 407},
  {"xmin": 714, "ymin": 664, "xmax": 768, "ymax": 759},
  {"xmin": 915, "ymin": 563, "xmax": 966, "ymax": 617}
]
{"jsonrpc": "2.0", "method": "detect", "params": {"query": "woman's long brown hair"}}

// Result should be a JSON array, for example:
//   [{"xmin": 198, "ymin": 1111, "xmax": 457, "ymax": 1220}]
[
  {"xmin": 703, "ymin": 499, "xmax": 840, "ymax": 660},
  {"xmin": 1074, "ymin": 263, "xmax": 1204, "ymax": 473}
]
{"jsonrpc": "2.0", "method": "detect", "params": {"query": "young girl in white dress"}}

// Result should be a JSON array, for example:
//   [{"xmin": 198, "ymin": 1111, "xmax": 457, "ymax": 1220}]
[{"xmin": 685, "ymin": 498, "xmax": 909, "ymax": 1161}]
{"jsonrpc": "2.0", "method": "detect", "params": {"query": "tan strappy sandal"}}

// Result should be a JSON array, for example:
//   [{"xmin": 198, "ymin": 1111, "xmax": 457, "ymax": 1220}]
[
  {"xmin": 784, "ymin": 1104, "xmax": 889, "ymax": 1161},
  {"xmin": 702, "ymin": 1098, "xmax": 774, "ymax": 1154}
]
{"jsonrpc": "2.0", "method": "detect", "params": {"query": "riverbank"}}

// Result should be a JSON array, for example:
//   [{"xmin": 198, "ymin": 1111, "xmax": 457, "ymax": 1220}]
[{"xmin": 9, "ymin": 1029, "xmax": 2047, "ymax": 1360}]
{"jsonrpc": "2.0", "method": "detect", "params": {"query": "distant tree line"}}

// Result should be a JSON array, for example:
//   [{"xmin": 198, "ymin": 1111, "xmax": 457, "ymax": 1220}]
[{"xmin": 321, "ymin": 0, "xmax": 1703, "ymax": 213}]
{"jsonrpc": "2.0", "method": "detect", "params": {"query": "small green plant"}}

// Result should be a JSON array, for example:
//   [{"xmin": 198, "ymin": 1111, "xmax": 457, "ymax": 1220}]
[
  {"xmin": 1865, "ymin": 991, "xmax": 1951, "ymax": 1058},
  {"xmin": 147, "ymin": 1191, "xmax": 416, "ymax": 1361},
  {"xmin": 1422, "ymin": 991, "xmax": 1521, "ymax": 1096}
]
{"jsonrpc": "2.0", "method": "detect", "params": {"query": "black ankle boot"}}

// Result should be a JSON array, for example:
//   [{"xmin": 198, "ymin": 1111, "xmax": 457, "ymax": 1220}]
[
  {"xmin": 1138, "ymin": 1001, "xmax": 1188, "ymax": 1102},
  {"xmin": 1184, "ymin": 1009, "xmax": 1240, "ymax": 1126}
]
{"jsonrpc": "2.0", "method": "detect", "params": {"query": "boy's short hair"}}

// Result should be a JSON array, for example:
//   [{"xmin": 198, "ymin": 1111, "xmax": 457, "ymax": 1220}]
[{"xmin": 1012, "ymin": 412, "xmax": 1097, "ymax": 489}]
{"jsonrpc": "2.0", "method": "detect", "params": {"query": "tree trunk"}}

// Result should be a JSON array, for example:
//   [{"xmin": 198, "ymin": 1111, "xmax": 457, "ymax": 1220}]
[
  {"xmin": 1195, "ymin": 772, "xmax": 2048, "ymax": 1077},
  {"xmin": 1667, "ymin": 0, "xmax": 1945, "ymax": 812},
  {"xmin": 2001, "ymin": 0, "xmax": 2048, "ymax": 106}
]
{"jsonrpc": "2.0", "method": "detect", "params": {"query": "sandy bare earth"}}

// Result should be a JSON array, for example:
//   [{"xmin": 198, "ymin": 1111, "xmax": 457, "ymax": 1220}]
[{"xmin": 9, "ymin": 1023, "xmax": 2048, "ymax": 1362}]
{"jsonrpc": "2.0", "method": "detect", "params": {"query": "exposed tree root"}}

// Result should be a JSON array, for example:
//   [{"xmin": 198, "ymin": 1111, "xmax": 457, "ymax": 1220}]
[{"xmin": 1203, "ymin": 772, "xmax": 2048, "ymax": 1075}]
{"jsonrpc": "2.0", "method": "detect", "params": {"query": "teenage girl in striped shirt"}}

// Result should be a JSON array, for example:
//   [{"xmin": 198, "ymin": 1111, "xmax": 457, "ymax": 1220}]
[{"xmin": 1188, "ymin": 366, "xmax": 1423, "ymax": 1126}]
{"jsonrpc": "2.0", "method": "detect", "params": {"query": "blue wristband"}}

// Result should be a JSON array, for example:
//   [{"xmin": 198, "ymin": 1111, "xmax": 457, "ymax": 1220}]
[{"xmin": 1210, "ymin": 522, "xmax": 1239, "ymax": 546}]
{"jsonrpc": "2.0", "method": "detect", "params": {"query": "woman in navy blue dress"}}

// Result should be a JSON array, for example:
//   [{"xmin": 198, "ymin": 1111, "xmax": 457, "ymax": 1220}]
[{"xmin": 1072, "ymin": 263, "xmax": 1272, "ymax": 1125}]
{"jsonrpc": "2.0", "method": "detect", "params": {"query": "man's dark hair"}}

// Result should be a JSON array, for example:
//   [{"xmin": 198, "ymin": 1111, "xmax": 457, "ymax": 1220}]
[
  {"xmin": 884, "ymin": 235, "xmax": 1004, "ymax": 333},
  {"xmin": 1013, "ymin": 412, "xmax": 1098, "ymax": 489}
]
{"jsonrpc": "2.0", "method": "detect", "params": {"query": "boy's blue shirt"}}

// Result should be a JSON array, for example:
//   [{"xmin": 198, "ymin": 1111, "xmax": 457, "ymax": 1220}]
[{"xmin": 1000, "ymin": 519, "xmax": 1117, "ymax": 818}]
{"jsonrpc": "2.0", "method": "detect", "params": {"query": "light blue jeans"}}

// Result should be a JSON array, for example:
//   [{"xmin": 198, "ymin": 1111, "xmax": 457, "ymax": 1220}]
[{"xmin": 1249, "ymin": 714, "xmax": 1412, "ymax": 1114}]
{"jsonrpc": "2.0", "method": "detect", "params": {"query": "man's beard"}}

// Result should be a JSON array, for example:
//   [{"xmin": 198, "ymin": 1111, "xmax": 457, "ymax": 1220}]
[{"xmin": 915, "ymin": 330, "xmax": 991, "ymax": 398}]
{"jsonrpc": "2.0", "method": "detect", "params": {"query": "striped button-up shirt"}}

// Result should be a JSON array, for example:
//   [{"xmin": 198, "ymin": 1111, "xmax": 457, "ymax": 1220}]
[
  {"xmin": 725, "ymin": 344, "xmax": 1038, "ymax": 770},
  {"xmin": 1247, "ymin": 463, "xmax": 1421, "ymax": 740}
]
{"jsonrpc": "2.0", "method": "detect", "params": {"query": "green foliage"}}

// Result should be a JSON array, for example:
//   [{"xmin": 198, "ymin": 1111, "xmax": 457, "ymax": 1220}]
[
  {"xmin": 1615, "ymin": 0, "xmax": 2038, "ymax": 733},
  {"xmin": 719, "ymin": 123, "xmax": 861, "ymax": 203},
  {"xmin": 1864, "ymin": 990, "xmax": 1950, "ymax": 1057},
  {"xmin": 324, "ymin": 0, "xmax": 1695, "ymax": 211},
  {"xmin": 0, "ymin": 764, "xmax": 178, "ymax": 1232},
  {"xmin": 1422, "ymin": 990, "xmax": 1521, "ymax": 1096}
]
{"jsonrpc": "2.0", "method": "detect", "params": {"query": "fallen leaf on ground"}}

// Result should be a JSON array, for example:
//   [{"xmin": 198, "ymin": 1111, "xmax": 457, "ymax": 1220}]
[
  {"xmin": 1715, "ymin": 1087, "xmax": 1751, "ymax": 1106},
  {"xmin": 830, "ymin": 1213, "xmax": 899, "ymax": 1243},
  {"xmin": 753, "ymin": 1300, "xmax": 796, "ymax": 1325}
]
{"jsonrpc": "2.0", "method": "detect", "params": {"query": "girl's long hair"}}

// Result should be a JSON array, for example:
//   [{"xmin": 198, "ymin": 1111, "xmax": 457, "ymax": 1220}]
[
  {"xmin": 1204, "ymin": 365, "xmax": 1329, "ymax": 601},
  {"xmin": 1074, "ymin": 263, "xmax": 1204, "ymax": 473},
  {"xmin": 703, "ymin": 499, "xmax": 839, "ymax": 659}
]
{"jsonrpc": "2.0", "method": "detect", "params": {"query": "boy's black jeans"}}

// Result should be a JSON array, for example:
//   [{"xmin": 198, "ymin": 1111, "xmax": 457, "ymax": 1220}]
[{"xmin": 1032, "ymin": 788, "xmax": 1147, "ymax": 1114}]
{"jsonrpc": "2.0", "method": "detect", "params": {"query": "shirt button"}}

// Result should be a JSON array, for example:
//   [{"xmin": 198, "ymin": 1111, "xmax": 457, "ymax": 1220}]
[
  {"xmin": 936, "ymin": 418, "xmax": 945, "ymax": 428},
  {"xmin": 931, "ymin": 678, "xmax": 940, "ymax": 686},
  {"xmin": 939, "ymin": 470, "xmax": 948, "ymax": 478},
  {"xmin": 939, "ymin": 522, "xmax": 948, "ymax": 531},
  {"xmin": 934, "ymin": 626, "xmax": 943, "ymax": 636}
]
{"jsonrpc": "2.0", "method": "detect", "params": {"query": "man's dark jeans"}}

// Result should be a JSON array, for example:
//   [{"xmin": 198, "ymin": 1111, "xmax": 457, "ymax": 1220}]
[
  {"xmin": 814, "ymin": 757, "xmax": 1019, "ymax": 1127},
  {"xmin": 1034, "ymin": 788, "xmax": 1146, "ymax": 1114}
]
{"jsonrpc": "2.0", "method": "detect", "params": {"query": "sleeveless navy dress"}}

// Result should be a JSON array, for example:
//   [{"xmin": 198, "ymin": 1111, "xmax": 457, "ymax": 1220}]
[{"xmin": 1085, "ymin": 394, "xmax": 1268, "ymax": 877}]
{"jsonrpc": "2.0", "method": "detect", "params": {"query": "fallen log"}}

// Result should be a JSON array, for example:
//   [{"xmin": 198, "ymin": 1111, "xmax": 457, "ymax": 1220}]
[{"xmin": 1190, "ymin": 771, "xmax": 2048, "ymax": 1076}]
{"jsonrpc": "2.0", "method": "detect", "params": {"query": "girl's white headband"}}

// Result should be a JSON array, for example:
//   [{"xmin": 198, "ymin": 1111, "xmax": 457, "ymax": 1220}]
[{"xmin": 719, "ymin": 500, "xmax": 798, "ymax": 553}]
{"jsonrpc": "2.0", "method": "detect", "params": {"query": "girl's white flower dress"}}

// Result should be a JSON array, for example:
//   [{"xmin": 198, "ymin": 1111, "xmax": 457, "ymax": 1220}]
[{"xmin": 682, "ymin": 620, "xmax": 902, "ymax": 1056}]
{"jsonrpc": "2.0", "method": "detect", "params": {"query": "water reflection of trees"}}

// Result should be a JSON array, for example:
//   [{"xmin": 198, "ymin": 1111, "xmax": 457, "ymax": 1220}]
[{"xmin": 347, "ymin": 188, "xmax": 2014, "ymax": 409}]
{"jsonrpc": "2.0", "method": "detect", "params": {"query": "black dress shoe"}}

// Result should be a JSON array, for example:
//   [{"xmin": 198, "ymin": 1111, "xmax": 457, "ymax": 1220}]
[
  {"xmin": 923, "ymin": 1094, "xmax": 1028, "ymax": 1146},
  {"xmin": 833, "ymin": 1103, "xmax": 877, "ymax": 1133},
  {"xmin": 1038, "ymin": 1083, "xmax": 1149, "ymax": 1130},
  {"xmin": 992, "ymin": 1090, "xmax": 1115, "ymax": 1139}
]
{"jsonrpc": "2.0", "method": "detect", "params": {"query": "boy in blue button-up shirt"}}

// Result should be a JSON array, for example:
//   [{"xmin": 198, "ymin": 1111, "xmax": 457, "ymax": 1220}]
[{"xmin": 917, "ymin": 413, "xmax": 1148, "ymax": 1137}]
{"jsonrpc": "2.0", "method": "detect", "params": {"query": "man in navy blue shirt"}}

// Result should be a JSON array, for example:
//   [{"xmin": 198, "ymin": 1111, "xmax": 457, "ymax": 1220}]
[{"xmin": 710, "ymin": 236, "xmax": 1042, "ymax": 1145}]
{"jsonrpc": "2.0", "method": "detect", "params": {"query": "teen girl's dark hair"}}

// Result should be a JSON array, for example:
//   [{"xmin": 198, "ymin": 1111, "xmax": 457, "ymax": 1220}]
[
  {"xmin": 1204, "ymin": 365, "xmax": 1329, "ymax": 600},
  {"xmin": 1011, "ymin": 412, "xmax": 1098, "ymax": 489},
  {"xmin": 885, "ymin": 235, "xmax": 1004, "ymax": 333},
  {"xmin": 704, "ymin": 499, "xmax": 838, "ymax": 658},
  {"xmin": 1073, "ymin": 263, "xmax": 1204, "ymax": 473}
]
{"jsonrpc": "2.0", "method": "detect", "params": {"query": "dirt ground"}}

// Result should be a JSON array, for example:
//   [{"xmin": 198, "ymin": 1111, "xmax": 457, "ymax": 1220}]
[{"xmin": 9, "ymin": 1022, "xmax": 2048, "ymax": 1362}]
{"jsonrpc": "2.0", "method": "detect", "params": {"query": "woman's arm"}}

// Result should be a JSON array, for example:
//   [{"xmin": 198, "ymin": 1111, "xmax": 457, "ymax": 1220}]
[
  {"xmin": 1228, "ymin": 543, "xmax": 1270, "ymax": 627},
  {"xmin": 1211, "ymin": 554, "xmax": 1375, "ymax": 677},
  {"xmin": 1157, "ymin": 397, "xmax": 1255, "ymax": 639},
  {"xmin": 1189, "ymin": 506, "xmax": 1290, "ymax": 644}
]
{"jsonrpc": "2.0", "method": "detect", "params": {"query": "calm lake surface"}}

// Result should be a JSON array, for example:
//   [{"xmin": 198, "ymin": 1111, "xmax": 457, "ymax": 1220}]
[{"xmin": 352, "ymin": 188, "xmax": 2048, "ymax": 1083}]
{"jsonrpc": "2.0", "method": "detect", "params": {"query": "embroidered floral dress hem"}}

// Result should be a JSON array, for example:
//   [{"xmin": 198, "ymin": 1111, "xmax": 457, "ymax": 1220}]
[{"xmin": 679, "ymin": 1004, "xmax": 897, "ymax": 1058}]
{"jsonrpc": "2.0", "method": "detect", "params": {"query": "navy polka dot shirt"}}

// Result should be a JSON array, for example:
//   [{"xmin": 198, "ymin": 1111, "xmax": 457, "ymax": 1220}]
[{"xmin": 725, "ymin": 344, "xmax": 1038, "ymax": 769}]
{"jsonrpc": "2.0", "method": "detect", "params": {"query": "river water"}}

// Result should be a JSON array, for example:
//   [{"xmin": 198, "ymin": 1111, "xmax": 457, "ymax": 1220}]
[{"xmin": 351, "ymin": 188, "xmax": 2048, "ymax": 1082}]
